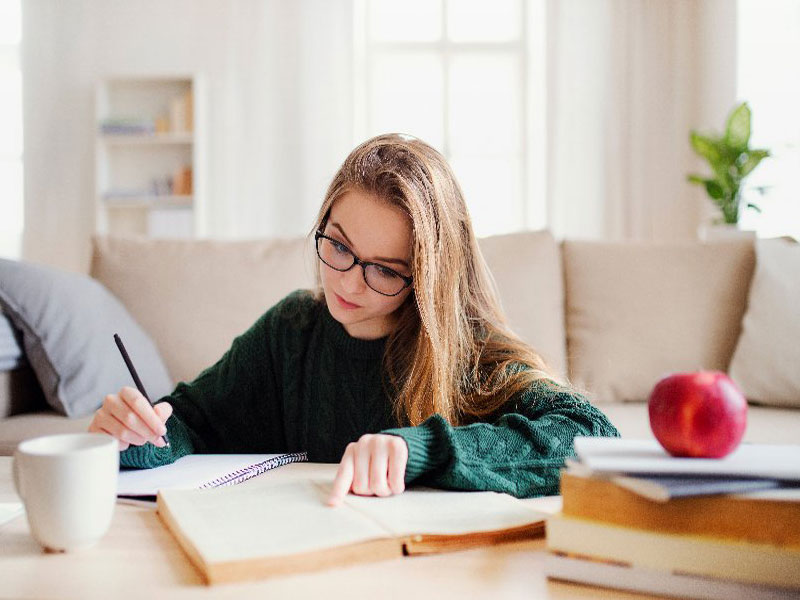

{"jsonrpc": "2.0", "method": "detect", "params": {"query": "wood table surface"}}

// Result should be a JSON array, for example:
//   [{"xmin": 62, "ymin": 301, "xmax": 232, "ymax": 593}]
[{"xmin": 0, "ymin": 456, "xmax": 657, "ymax": 600}]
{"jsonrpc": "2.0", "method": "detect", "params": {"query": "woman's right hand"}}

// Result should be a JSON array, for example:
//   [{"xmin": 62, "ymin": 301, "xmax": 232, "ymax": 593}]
[{"xmin": 88, "ymin": 386, "xmax": 172, "ymax": 451}]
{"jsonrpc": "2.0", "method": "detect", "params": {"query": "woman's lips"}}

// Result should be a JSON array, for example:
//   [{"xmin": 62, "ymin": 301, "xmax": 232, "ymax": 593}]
[{"xmin": 335, "ymin": 293, "xmax": 361, "ymax": 309}]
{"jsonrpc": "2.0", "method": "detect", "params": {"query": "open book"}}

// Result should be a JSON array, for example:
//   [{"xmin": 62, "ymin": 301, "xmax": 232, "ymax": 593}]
[{"xmin": 157, "ymin": 478, "xmax": 548, "ymax": 584}]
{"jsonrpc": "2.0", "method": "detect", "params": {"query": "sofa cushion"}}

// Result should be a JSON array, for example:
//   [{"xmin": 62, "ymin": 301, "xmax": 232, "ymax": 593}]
[
  {"xmin": 479, "ymin": 230, "xmax": 567, "ymax": 378},
  {"xmin": 729, "ymin": 238, "xmax": 800, "ymax": 407},
  {"xmin": 0, "ymin": 312, "xmax": 25, "ymax": 371},
  {"xmin": 0, "ymin": 412, "xmax": 93, "ymax": 456},
  {"xmin": 90, "ymin": 235, "xmax": 317, "ymax": 386},
  {"xmin": 563, "ymin": 239, "xmax": 755, "ymax": 403},
  {"xmin": 0, "ymin": 258, "xmax": 174, "ymax": 417}
]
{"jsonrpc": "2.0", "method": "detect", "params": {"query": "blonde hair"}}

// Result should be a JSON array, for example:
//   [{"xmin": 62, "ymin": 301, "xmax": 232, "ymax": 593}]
[{"xmin": 311, "ymin": 134, "xmax": 561, "ymax": 427}]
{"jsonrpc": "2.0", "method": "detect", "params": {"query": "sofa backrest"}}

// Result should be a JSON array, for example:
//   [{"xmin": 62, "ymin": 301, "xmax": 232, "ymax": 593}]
[
  {"xmin": 478, "ymin": 231, "xmax": 567, "ymax": 377},
  {"xmin": 91, "ymin": 233, "xmax": 758, "ymax": 406},
  {"xmin": 91, "ymin": 236, "xmax": 316, "ymax": 387},
  {"xmin": 562, "ymin": 239, "xmax": 756, "ymax": 403},
  {"xmin": 90, "ymin": 231, "xmax": 569, "ymax": 388}
]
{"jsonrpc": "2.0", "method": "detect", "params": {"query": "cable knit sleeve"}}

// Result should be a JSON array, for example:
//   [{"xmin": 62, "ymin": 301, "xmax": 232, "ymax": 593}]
[{"xmin": 381, "ymin": 379, "xmax": 620, "ymax": 498}]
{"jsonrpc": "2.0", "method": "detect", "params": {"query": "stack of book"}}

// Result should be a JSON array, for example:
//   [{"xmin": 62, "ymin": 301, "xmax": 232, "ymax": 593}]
[{"xmin": 545, "ymin": 437, "xmax": 800, "ymax": 599}]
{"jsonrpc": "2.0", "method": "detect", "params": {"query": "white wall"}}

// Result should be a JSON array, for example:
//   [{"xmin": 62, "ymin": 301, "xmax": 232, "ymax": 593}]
[{"xmin": 22, "ymin": 0, "xmax": 355, "ymax": 273}]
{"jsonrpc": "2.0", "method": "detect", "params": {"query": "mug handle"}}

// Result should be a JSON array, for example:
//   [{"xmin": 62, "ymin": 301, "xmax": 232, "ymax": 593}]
[{"xmin": 12, "ymin": 451, "xmax": 24, "ymax": 500}]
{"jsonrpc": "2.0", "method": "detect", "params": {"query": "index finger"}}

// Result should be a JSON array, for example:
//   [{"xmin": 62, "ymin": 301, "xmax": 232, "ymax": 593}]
[
  {"xmin": 327, "ymin": 451, "xmax": 355, "ymax": 507},
  {"xmin": 119, "ymin": 386, "xmax": 166, "ymax": 438}
]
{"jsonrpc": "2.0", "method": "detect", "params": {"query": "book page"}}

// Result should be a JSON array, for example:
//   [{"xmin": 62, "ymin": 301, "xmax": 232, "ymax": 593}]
[
  {"xmin": 158, "ymin": 480, "xmax": 391, "ymax": 564},
  {"xmin": 337, "ymin": 485, "xmax": 548, "ymax": 537},
  {"xmin": 118, "ymin": 454, "xmax": 287, "ymax": 496}
]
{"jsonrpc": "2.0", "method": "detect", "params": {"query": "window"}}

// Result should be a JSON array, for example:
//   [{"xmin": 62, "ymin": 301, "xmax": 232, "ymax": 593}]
[
  {"xmin": 355, "ymin": 0, "xmax": 546, "ymax": 237},
  {"xmin": 0, "ymin": 0, "xmax": 23, "ymax": 258},
  {"xmin": 737, "ymin": 0, "xmax": 800, "ymax": 241}
]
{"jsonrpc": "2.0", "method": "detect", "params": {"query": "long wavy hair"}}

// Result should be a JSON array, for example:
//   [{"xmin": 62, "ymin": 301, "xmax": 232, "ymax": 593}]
[{"xmin": 311, "ymin": 134, "xmax": 562, "ymax": 427}]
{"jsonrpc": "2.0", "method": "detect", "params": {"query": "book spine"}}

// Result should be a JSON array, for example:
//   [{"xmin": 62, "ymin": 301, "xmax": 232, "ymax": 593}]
[{"xmin": 198, "ymin": 452, "xmax": 309, "ymax": 489}]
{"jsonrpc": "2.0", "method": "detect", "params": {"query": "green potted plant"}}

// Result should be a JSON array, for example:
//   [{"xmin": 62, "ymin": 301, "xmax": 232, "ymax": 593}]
[{"xmin": 688, "ymin": 102, "xmax": 770, "ymax": 236}]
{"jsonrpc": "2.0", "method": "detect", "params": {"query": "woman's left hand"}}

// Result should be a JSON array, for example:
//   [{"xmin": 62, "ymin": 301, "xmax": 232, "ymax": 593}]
[{"xmin": 327, "ymin": 434, "xmax": 408, "ymax": 506}]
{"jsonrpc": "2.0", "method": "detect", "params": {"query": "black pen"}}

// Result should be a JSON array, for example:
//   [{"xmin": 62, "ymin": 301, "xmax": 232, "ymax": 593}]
[{"xmin": 113, "ymin": 333, "xmax": 170, "ymax": 447}]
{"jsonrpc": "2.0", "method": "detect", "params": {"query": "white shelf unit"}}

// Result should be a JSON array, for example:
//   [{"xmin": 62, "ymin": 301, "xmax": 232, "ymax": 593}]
[{"xmin": 94, "ymin": 75, "xmax": 206, "ymax": 239}]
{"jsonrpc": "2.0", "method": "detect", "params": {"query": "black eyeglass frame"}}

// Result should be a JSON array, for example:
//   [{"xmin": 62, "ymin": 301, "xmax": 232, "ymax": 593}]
[{"xmin": 314, "ymin": 230, "xmax": 413, "ymax": 297}]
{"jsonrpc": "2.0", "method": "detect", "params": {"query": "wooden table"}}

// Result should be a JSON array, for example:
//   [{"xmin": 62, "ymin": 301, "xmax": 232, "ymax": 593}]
[{"xmin": 0, "ymin": 457, "xmax": 655, "ymax": 599}]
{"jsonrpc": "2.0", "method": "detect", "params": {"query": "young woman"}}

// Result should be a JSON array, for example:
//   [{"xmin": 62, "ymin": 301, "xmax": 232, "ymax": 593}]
[{"xmin": 89, "ymin": 134, "xmax": 619, "ymax": 505}]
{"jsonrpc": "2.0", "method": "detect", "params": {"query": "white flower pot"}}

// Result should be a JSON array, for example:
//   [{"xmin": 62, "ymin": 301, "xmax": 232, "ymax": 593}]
[{"xmin": 697, "ymin": 223, "xmax": 757, "ymax": 242}]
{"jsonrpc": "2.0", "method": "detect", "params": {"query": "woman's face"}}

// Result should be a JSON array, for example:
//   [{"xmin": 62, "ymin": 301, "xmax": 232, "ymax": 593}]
[{"xmin": 320, "ymin": 189, "xmax": 413, "ymax": 340}]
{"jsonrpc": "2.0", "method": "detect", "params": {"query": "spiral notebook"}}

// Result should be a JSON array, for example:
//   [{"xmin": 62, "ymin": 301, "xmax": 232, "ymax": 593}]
[{"xmin": 117, "ymin": 452, "xmax": 308, "ymax": 501}]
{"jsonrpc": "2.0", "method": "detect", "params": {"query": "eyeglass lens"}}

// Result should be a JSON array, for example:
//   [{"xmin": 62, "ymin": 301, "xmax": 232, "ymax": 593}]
[{"xmin": 317, "ymin": 237, "xmax": 407, "ymax": 296}]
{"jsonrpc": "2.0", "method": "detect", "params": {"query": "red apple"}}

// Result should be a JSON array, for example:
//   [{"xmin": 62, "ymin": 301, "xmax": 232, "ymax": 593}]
[{"xmin": 648, "ymin": 371, "xmax": 747, "ymax": 458}]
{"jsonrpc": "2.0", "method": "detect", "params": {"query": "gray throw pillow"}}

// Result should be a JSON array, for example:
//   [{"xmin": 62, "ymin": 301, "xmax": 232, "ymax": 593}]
[
  {"xmin": 0, "ymin": 311, "xmax": 26, "ymax": 371},
  {"xmin": 0, "ymin": 258, "xmax": 174, "ymax": 417}
]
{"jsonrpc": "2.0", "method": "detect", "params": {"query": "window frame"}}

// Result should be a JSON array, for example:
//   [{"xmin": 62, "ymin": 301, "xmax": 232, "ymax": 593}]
[{"xmin": 353, "ymin": 0, "xmax": 547, "ymax": 234}]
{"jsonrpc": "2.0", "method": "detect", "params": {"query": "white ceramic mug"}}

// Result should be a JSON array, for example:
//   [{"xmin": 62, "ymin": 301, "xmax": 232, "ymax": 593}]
[{"xmin": 13, "ymin": 433, "xmax": 119, "ymax": 552}]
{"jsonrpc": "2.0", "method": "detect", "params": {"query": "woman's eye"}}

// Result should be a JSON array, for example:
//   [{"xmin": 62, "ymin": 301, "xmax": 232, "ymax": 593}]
[
  {"xmin": 375, "ymin": 265, "xmax": 401, "ymax": 280},
  {"xmin": 332, "ymin": 240, "xmax": 349, "ymax": 255}
]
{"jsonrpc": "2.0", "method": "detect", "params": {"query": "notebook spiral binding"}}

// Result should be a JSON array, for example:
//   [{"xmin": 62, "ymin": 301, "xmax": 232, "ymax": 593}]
[{"xmin": 198, "ymin": 452, "xmax": 309, "ymax": 489}]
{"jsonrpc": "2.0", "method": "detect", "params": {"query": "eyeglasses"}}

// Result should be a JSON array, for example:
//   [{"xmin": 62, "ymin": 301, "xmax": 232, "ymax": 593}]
[{"xmin": 315, "ymin": 231, "xmax": 413, "ymax": 297}]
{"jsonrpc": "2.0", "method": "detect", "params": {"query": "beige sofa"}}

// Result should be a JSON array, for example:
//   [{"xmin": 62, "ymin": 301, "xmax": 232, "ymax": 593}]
[{"xmin": 1, "ymin": 231, "xmax": 798, "ymax": 455}]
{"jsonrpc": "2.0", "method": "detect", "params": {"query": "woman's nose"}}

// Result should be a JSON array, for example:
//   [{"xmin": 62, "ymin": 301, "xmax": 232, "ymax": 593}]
[{"xmin": 340, "ymin": 263, "xmax": 367, "ymax": 294}]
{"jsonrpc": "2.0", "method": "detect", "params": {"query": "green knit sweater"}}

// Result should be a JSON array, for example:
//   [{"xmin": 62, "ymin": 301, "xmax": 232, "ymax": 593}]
[{"xmin": 121, "ymin": 290, "xmax": 619, "ymax": 497}]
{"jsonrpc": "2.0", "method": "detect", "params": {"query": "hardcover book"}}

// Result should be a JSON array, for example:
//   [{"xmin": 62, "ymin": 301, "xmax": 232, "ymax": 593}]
[
  {"xmin": 157, "ymin": 479, "xmax": 548, "ymax": 584},
  {"xmin": 560, "ymin": 469, "xmax": 800, "ymax": 547}
]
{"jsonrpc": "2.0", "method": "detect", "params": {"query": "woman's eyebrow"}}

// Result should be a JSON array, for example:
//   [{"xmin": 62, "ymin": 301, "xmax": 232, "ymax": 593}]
[{"xmin": 330, "ymin": 222, "xmax": 410, "ymax": 268}]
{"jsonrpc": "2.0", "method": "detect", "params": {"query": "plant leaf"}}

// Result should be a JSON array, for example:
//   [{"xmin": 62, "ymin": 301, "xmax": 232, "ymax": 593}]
[
  {"xmin": 746, "ymin": 202, "xmax": 762, "ymax": 213},
  {"xmin": 705, "ymin": 180, "xmax": 724, "ymax": 200},
  {"xmin": 690, "ymin": 132, "xmax": 721, "ymax": 164},
  {"xmin": 726, "ymin": 102, "xmax": 751, "ymax": 150},
  {"xmin": 740, "ymin": 149, "xmax": 770, "ymax": 176},
  {"xmin": 687, "ymin": 174, "xmax": 706, "ymax": 185}
]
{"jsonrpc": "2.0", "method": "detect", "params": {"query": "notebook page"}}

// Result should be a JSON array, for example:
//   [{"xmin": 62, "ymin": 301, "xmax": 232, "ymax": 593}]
[
  {"xmin": 158, "ymin": 480, "xmax": 391, "ymax": 563},
  {"xmin": 339, "ymin": 486, "xmax": 548, "ymax": 538},
  {"xmin": 118, "ymin": 454, "xmax": 288, "ymax": 496},
  {"xmin": 0, "ymin": 502, "xmax": 23, "ymax": 527}
]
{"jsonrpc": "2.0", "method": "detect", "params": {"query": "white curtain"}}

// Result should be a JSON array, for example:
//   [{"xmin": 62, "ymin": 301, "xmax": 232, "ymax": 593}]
[{"xmin": 544, "ymin": 0, "xmax": 738, "ymax": 242}]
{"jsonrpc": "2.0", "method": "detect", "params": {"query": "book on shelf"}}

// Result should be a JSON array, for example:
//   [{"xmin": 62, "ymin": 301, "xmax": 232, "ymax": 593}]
[
  {"xmin": 169, "ymin": 90, "xmax": 193, "ymax": 133},
  {"xmin": 156, "ymin": 479, "xmax": 548, "ymax": 585},
  {"xmin": 172, "ymin": 165, "xmax": 193, "ymax": 196},
  {"xmin": 99, "ymin": 117, "xmax": 156, "ymax": 136}
]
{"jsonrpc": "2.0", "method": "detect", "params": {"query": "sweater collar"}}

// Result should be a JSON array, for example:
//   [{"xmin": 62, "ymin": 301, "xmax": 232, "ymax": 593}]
[{"xmin": 321, "ymin": 305, "xmax": 387, "ymax": 360}]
